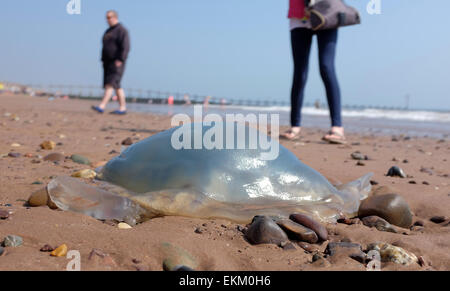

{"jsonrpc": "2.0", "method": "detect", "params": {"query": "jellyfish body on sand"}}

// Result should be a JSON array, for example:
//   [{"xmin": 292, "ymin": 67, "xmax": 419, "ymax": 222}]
[{"xmin": 47, "ymin": 123, "xmax": 372, "ymax": 225}]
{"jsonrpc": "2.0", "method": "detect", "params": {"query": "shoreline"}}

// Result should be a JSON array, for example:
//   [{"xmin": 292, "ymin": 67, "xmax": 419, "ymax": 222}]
[{"xmin": 0, "ymin": 94, "xmax": 448, "ymax": 271}]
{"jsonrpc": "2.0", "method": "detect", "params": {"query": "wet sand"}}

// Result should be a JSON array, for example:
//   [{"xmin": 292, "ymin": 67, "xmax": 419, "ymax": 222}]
[{"xmin": 0, "ymin": 94, "xmax": 448, "ymax": 271}]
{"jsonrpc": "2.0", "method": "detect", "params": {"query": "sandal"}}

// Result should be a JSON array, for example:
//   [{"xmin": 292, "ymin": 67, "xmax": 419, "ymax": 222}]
[
  {"xmin": 110, "ymin": 110, "xmax": 127, "ymax": 115},
  {"xmin": 322, "ymin": 130, "xmax": 347, "ymax": 144},
  {"xmin": 280, "ymin": 129, "xmax": 302, "ymax": 141},
  {"xmin": 91, "ymin": 106, "xmax": 104, "ymax": 114}
]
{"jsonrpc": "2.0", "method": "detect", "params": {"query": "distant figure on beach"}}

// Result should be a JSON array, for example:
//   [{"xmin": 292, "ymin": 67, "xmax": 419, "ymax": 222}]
[
  {"xmin": 314, "ymin": 99, "xmax": 321, "ymax": 109},
  {"xmin": 183, "ymin": 94, "xmax": 191, "ymax": 105},
  {"xmin": 280, "ymin": 0, "xmax": 345, "ymax": 144},
  {"xmin": 203, "ymin": 96, "xmax": 211, "ymax": 108},
  {"xmin": 92, "ymin": 10, "xmax": 130, "ymax": 115}
]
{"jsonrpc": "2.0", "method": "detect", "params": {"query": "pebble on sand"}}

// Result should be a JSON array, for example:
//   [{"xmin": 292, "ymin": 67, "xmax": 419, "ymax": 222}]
[
  {"xmin": 118, "ymin": 222, "xmax": 132, "ymax": 229},
  {"xmin": 43, "ymin": 153, "xmax": 65, "ymax": 162},
  {"xmin": 121, "ymin": 137, "xmax": 134, "ymax": 146},
  {"xmin": 430, "ymin": 216, "xmax": 446, "ymax": 224},
  {"xmin": 358, "ymin": 193, "xmax": 413, "ymax": 228},
  {"xmin": 40, "ymin": 244, "xmax": 54, "ymax": 252},
  {"xmin": 3, "ymin": 235, "xmax": 23, "ymax": 247},
  {"xmin": 386, "ymin": 166, "xmax": 407, "ymax": 178},
  {"xmin": 361, "ymin": 216, "xmax": 398, "ymax": 233},
  {"xmin": 28, "ymin": 187, "xmax": 58, "ymax": 209},
  {"xmin": 276, "ymin": 219, "xmax": 318, "ymax": 244},
  {"xmin": 70, "ymin": 154, "xmax": 91, "ymax": 165},
  {"xmin": 8, "ymin": 152, "xmax": 21, "ymax": 158},
  {"xmin": 298, "ymin": 242, "xmax": 319, "ymax": 253},
  {"xmin": 40, "ymin": 141, "xmax": 56, "ymax": 150},
  {"xmin": 71, "ymin": 169, "xmax": 97, "ymax": 179},
  {"xmin": 289, "ymin": 213, "xmax": 328, "ymax": 241},
  {"xmin": 0, "ymin": 209, "xmax": 10, "ymax": 219},
  {"xmin": 50, "ymin": 244, "xmax": 68, "ymax": 257},
  {"xmin": 351, "ymin": 152, "xmax": 368, "ymax": 161},
  {"xmin": 367, "ymin": 242, "xmax": 418, "ymax": 266},
  {"xmin": 325, "ymin": 242, "xmax": 366, "ymax": 263},
  {"xmin": 244, "ymin": 216, "xmax": 288, "ymax": 245}
]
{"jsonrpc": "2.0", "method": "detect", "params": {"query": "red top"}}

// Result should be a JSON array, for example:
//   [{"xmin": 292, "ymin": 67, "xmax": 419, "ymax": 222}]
[{"xmin": 288, "ymin": 0, "xmax": 306, "ymax": 19}]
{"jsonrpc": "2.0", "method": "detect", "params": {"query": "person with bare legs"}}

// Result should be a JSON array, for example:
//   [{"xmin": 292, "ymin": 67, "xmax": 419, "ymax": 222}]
[{"xmin": 92, "ymin": 10, "xmax": 130, "ymax": 115}]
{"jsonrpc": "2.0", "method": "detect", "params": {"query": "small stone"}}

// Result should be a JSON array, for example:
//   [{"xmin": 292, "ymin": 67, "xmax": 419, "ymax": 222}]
[
  {"xmin": 408, "ymin": 180, "xmax": 417, "ymax": 184},
  {"xmin": 410, "ymin": 225, "xmax": 424, "ymax": 232},
  {"xmin": 43, "ymin": 153, "xmax": 65, "ymax": 162},
  {"xmin": 40, "ymin": 244, "xmax": 54, "ymax": 252},
  {"xmin": 28, "ymin": 188, "xmax": 49, "ymax": 207},
  {"xmin": 71, "ymin": 169, "xmax": 97, "ymax": 179},
  {"xmin": 351, "ymin": 152, "xmax": 367, "ymax": 161},
  {"xmin": 162, "ymin": 242, "xmax": 198, "ymax": 271},
  {"xmin": 298, "ymin": 242, "xmax": 319, "ymax": 253},
  {"xmin": 8, "ymin": 152, "xmax": 21, "ymax": 158},
  {"xmin": 10, "ymin": 143, "xmax": 21, "ymax": 147},
  {"xmin": 311, "ymin": 253, "xmax": 331, "ymax": 267},
  {"xmin": 32, "ymin": 181, "xmax": 43, "ymax": 185},
  {"xmin": 236, "ymin": 225, "xmax": 245, "ymax": 232},
  {"xmin": 289, "ymin": 213, "xmax": 328, "ymax": 241},
  {"xmin": 132, "ymin": 258, "xmax": 141, "ymax": 264},
  {"xmin": 280, "ymin": 241, "xmax": 296, "ymax": 251},
  {"xmin": 386, "ymin": 166, "xmax": 407, "ymax": 178},
  {"xmin": 121, "ymin": 137, "xmax": 134, "ymax": 146},
  {"xmin": 430, "ymin": 216, "xmax": 446, "ymax": 224},
  {"xmin": 194, "ymin": 227, "xmax": 203, "ymax": 234},
  {"xmin": 418, "ymin": 256, "xmax": 427, "ymax": 267},
  {"xmin": 0, "ymin": 209, "xmax": 10, "ymax": 219},
  {"xmin": 276, "ymin": 219, "xmax": 318, "ymax": 243},
  {"xmin": 244, "ymin": 216, "xmax": 288, "ymax": 245},
  {"xmin": 356, "ymin": 161, "xmax": 365, "ymax": 166},
  {"xmin": 366, "ymin": 242, "xmax": 418, "ymax": 266},
  {"xmin": 370, "ymin": 180, "xmax": 379, "ymax": 186},
  {"xmin": 420, "ymin": 167, "xmax": 434, "ymax": 175},
  {"xmin": 118, "ymin": 222, "xmax": 132, "ymax": 229},
  {"xmin": 362, "ymin": 216, "xmax": 398, "ymax": 233},
  {"xmin": 50, "ymin": 244, "xmax": 68, "ymax": 257},
  {"xmin": 325, "ymin": 242, "xmax": 366, "ymax": 263},
  {"xmin": 422, "ymin": 181, "xmax": 430, "ymax": 185},
  {"xmin": 40, "ymin": 141, "xmax": 56, "ymax": 150},
  {"xmin": 358, "ymin": 193, "xmax": 413, "ymax": 228},
  {"xmin": 70, "ymin": 154, "xmax": 90, "ymax": 165},
  {"xmin": 413, "ymin": 220, "xmax": 424, "ymax": 227},
  {"xmin": 3, "ymin": 235, "xmax": 23, "ymax": 247}
]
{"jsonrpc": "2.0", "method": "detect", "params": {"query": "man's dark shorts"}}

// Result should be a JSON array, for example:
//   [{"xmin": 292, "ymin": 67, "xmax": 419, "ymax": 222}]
[{"xmin": 103, "ymin": 62, "xmax": 126, "ymax": 90}]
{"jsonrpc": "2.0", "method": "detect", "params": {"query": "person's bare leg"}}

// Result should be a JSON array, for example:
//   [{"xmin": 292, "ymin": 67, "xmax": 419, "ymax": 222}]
[
  {"xmin": 98, "ymin": 85, "xmax": 114, "ymax": 110},
  {"xmin": 116, "ymin": 88, "xmax": 127, "ymax": 111}
]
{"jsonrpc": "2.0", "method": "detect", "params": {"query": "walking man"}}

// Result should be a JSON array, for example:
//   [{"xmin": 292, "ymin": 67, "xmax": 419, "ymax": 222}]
[{"xmin": 92, "ymin": 10, "xmax": 130, "ymax": 115}]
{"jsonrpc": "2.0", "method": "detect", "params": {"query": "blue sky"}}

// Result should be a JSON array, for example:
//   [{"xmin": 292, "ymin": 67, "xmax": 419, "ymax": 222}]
[{"xmin": 1, "ymin": 0, "xmax": 449, "ymax": 110}]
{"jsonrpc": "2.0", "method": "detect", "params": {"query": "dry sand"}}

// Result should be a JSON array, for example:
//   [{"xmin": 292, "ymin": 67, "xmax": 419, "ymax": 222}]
[{"xmin": 0, "ymin": 94, "xmax": 448, "ymax": 271}]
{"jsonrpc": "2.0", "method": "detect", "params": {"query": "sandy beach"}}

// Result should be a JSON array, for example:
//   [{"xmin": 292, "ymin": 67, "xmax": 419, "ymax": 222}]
[{"xmin": 0, "ymin": 93, "xmax": 448, "ymax": 271}]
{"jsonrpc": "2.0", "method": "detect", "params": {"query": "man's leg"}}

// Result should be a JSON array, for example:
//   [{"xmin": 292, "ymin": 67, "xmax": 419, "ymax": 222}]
[
  {"xmin": 98, "ymin": 85, "xmax": 114, "ymax": 110},
  {"xmin": 116, "ymin": 88, "xmax": 127, "ymax": 112}
]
